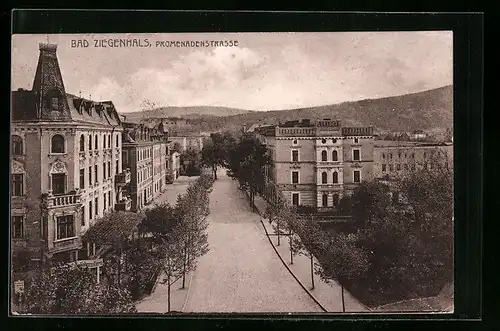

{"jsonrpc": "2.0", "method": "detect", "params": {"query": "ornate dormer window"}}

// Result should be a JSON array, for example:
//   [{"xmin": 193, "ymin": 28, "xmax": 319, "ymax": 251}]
[
  {"xmin": 51, "ymin": 97, "xmax": 59, "ymax": 110},
  {"xmin": 47, "ymin": 89, "xmax": 63, "ymax": 111}
]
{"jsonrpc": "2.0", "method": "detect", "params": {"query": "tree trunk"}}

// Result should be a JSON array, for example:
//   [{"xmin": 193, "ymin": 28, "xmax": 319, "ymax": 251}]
[
  {"xmin": 289, "ymin": 230, "xmax": 293, "ymax": 265},
  {"xmin": 181, "ymin": 247, "xmax": 187, "ymax": 289},
  {"xmin": 167, "ymin": 276, "xmax": 171, "ymax": 312},
  {"xmin": 341, "ymin": 284, "xmax": 345, "ymax": 313},
  {"xmin": 117, "ymin": 258, "xmax": 121, "ymax": 289},
  {"xmin": 310, "ymin": 253, "xmax": 315, "ymax": 290},
  {"xmin": 277, "ymin": 222, "xmax": 281, "ymax": 246}
]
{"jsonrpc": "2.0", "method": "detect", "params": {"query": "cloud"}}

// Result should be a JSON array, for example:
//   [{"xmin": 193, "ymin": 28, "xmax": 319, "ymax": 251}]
[
  {"xmin": 38, "ymin": 32, "xmax": 452, "ymax": 113},
  {"xmin": 91, "ymin": 46, "xmax": 272, "ymax": 112}
]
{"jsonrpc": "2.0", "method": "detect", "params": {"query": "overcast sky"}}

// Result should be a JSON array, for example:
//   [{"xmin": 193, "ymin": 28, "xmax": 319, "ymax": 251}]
[{"xmin": 12, "ymin": 32, "xmax": 452, "ymax": 113}]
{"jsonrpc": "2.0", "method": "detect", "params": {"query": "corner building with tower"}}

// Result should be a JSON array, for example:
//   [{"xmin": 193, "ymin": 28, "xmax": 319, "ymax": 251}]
[{"xmin": 10, "ymin": 43, "xmax": 132, "ymax": 266}]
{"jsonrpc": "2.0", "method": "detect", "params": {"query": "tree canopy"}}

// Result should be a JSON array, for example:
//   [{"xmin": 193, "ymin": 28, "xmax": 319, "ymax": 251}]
[
  {"xmin": 227, "ymin": 133, "xmax": 270, "ymax": 204},
  {"xmin": 21, "ymin": 264, "xmax": 136, "ymax": 314}
]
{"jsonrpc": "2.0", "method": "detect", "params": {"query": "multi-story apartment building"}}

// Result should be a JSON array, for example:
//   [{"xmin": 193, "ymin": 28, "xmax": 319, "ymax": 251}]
[
  {"xmin": 122, "ymin": 122, "xmax": 169, "ymax": 211},
  {"xmin": 373, "ymin": 140, "xmax": 453, "ymax": 179},
  {"xmin": 11, "ymin": 43, "xmax": 128, "ymax": 265},
  {"xmin": 255, "ymin": 119, "xmax": 374, "ymax": 210},
  {"xmin": 169, "ymin": 134, "xmax": 205, "ymax": 152}
]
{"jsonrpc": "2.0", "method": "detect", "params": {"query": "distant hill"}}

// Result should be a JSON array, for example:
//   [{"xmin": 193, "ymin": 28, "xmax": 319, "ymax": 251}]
[
  {"xmin": 120, "ymin": 106, "xmax": 253, "ymax": 122},
  {"xmin": 225, "ymin": 85, "xmax": 453, "ymax": 132},
  {"xmin": 120, "ymin": 85, "xmax": 453, "ymax": 133}
]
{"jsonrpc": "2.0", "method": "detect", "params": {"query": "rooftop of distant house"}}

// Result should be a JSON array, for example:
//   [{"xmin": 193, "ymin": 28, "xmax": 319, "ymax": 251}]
[
  {"xmin": 374, "ymin": 140, "xmax": 453, "ymax": 148},
  {"xmin": 254, "ymin": 118, "xmax": 374, "ymax": 137}
]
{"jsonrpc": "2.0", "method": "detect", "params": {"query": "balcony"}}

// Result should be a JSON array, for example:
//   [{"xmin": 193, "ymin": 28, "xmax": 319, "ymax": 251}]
[
  {"xmin": 49, "ymin": 236, "xmax": 83, "ymax": 255},
  {"xmin": 115, "ymin": 168, "xmax": 131, "ymax": 187},
  {"xmin": 317, "ymin": 183, "xmax": 343, "ymax": 189},
  {"xmin": 115, "ymin": 197, "xmax": 132, "ymax": 211},
  {"xmin": 42, "ymin": 191, "xmax": 82, "ymax": 209}
]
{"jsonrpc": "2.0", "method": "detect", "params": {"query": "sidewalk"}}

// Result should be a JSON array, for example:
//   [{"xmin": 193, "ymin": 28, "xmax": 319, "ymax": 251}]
[
  {"xmin": 136, "ymin": 271, "xmax": 194, "ymax": 313},
  {"xmin": 136, "ymin": 176, "xmax": 198, "ymax": 313},
  {"xmin": 144, "ymin": 176, "xmax": 199, "ymax": 209},
  {"xmin": 253, "ymin": 194, "xmax": 370, "ymax": 313}
]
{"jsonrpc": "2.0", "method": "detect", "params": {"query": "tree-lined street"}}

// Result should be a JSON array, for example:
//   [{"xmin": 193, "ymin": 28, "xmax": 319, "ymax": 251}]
[{"xmin": 183, "ymin": 169, "xmax": 322, "ymax": 313}]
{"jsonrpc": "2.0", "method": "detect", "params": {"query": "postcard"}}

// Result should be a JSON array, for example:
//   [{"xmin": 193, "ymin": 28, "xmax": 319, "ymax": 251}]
[{"xmin": 10, "ymin": 32, "xmax": 454, "ymax": 315}]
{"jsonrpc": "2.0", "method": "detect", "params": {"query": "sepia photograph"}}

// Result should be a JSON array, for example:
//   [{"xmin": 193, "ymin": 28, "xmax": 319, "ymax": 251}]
[{"xmin": 10, "ymin": 31, "xmax": 454, "ymax": 315}]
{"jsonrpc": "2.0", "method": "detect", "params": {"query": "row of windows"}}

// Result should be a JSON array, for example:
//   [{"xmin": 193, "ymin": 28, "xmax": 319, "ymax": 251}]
[
  {"xmin": 83, "ymin": 191, "xmax": 113, "ymax": 227},
  {"xmin": 381, "ymin": 150, "xmax": 437, "ymax": 160},
  {"xmin": 291, "ymin": 170, "xmax": 360, "ymax": 184},
  {"xmin": 79, "ymin": 133, "xmax": 119, "ymax": 152},
  {"xmin": 291, "ymin": 138, "xmax": 359, "ymax": 146},
  {"xmin": 13, "ymin": 214, "xmax": 80, "ymax": 241},
  {"xmin": 138, "ymin": 167, "xmax": 152, "ymax": 183},
  {"xmin": 12, "ymin": 163, "xmax": 120, "ymax": 198},
  {"xmin": 137, "ymin": 148, "xmax": 152, "ymax": 162},
  {"xmin": 319, "ymin": 150, "xmax": 341, "ymax": 162},
  {"xmin": 11, "ymin": 133, "xmax": 120, "ymax": 156},
  {"xmin": 291, "ymin": 149, "xmax": 360, "ymax": 162},
  {"xmin": 381, "ymin": 162, "xmax": 438, "ymax": 172},
  {"xmin": 320, "ymin": 193, "xmax": 340, "ymax": 207},
  {"xmin": 79, "ymin": 161, "xmax": 119, "ymax": 189},
  {"xmin": 289, "ymin": 192, "xmax": 342, "ymax": 208}
]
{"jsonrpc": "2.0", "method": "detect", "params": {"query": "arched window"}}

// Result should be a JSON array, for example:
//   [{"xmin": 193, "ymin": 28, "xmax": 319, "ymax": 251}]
[
  {"xmin": 50, "ymin": 97, "xmax": 59, "ymax": 110},
  {"xmin": 333, "ymin": 171, "xmax": 338, "ymax": 184},
  {"xmin": 321, "ymin": 171, "xmax": 327, "ymax": 184},
  {"xmin": 108, "ymin": 135, "xmax": 111, "ymax": 148},
  {"xmin": 332, "ymin": 194, "xmax": 339, "ymax": 206},
  {"xmin": 89, "ymin": 135, "xmax": 92, "ymax": 150},
  {"xmin": 12, "ymin": 135, "xmax": 23, "ymax": 155},
  {"xmin": 321, "ymin": 150, "xmax": 327, "ymax": 161},
  {"xmin": 51, "ymin": 134, "xmax": 65, "ymax": 154},
  {"xmin": 95, "ymin": 135, "xmax": 98, "ymax": 150},
  {"xmin": 322, "ymin": 193, "xmax": 328, "ymax": 207},
  {"xmin": 116, "ymin": 134, "xmax": 119, "ymax": 147},
  {"xmin": 332, "ymin": 150, "xmax": 338, "ymax": 161},
  {"xmin": 79, "ymin": 134, "xmax": 85, "ymax": 152}
]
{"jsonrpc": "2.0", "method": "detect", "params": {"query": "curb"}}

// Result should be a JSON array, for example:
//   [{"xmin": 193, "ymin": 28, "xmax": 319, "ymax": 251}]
[
  {"xmin": 150, "ymin": 268, "xmax": 163, "ymax": 294},
  {"xmin": 259, "ymin": 216, "xmax": 328, "ymax": 313},
  {"xmin": 180, "ymin": 270, "xmax": 195, "ymax": 312},
  {"xmin": 253, "ymin": 195, "xmax": 372, "ymax": 313}
]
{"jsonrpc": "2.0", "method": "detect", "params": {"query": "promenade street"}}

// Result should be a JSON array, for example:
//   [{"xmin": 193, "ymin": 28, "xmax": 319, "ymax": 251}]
[{"xmin": 183, "ymin": 170, "xmax": 322, "ymax": 313}]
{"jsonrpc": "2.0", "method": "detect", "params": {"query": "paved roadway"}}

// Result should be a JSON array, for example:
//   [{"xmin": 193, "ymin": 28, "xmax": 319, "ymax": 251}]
[
  {"xmin": 183, "ymin": 169, "xmax": 322, "ymax": 313},
  {"xmin": 146, "ymin": 175, "xmax": 199, "ymax": 208}
]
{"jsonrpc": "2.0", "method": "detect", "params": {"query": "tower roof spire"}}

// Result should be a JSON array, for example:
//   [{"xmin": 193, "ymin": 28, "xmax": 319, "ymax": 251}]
[{"xmin": 32, "ymin": 43, "xmax": 71, "ymax": 121}]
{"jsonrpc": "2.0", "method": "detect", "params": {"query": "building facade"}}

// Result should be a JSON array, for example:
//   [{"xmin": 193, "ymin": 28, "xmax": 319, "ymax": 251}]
[
  {"xmin": 255, "ymin": 119, "xmax": 374, "ymax": 210},
  {"xmin": 122, "ymin": 122, "xmax": 169, "ymax": 211},
  {"xmin": 372, "ymin": 140, "xmax": 453, "ymax": 179},
  {"xmin": 11, "ymin": 43, "xmax": 128, "ymax": 265},
  {"xmin": 169, "ymin": 134, "xmax": 205, "ymax": 152}
]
